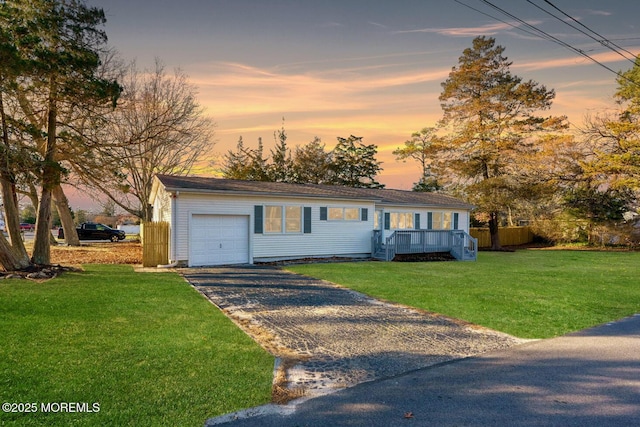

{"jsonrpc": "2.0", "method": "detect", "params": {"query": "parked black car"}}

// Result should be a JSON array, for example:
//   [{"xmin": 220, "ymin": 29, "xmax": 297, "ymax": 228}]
[{"xmin": 57, "ymin": 223, "xmax": 126, "ymax": 242}]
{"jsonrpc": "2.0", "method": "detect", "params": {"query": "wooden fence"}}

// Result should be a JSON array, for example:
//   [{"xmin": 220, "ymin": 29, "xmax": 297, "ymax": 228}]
[
  {"xmin": 141, "ymin": 222, "xmax": 169, "ymax": 267},
  {"xmin": 469, "ymin": 226, "xmax": 534, "ymax": 248}
]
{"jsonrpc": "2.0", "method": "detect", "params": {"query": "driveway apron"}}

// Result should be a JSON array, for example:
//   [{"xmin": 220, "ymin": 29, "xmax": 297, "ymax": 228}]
[{"xmin": 182, "ymin": 266, "xmax": 524, "ymax": 397}]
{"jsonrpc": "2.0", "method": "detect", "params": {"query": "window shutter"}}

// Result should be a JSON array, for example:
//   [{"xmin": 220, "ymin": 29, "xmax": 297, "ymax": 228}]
[
  {"xmin": 453, "ymin": 212, "xmax": 459, "ymax": 230},
  {"xmin": 415, "ymin": 213, "xmax": 420, "ymax": 229},
  {"xmin": 361, "ymin": 208, "xmax": 368, "ymax": 222},
  {"xmin": 427, "ymin": 212, "xmax": 433, "ymax": 230},
  {"xmin": 320, "ymin": 207, "xmax": 327, "ymax": 221},
  {"xmin": 384, "ymin": 212, "xmax": 390, "ymax": 230},
  {"xmin": 303, "ymin": 207, "xmax": 312, "ymax": 233},
  {"xmin": 254, "ymin": 205, "xmax": 263, "ymax": 234}
]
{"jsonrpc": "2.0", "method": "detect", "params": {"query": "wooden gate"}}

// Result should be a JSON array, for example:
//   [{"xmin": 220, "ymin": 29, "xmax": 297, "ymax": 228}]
[{"xmin": 142, "ymin": 222, "xmax": 169, "ymax": 267}]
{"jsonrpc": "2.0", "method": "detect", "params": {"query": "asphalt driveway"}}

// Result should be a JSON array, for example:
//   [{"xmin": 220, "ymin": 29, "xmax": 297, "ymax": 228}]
[{"xmin": 181, "ymin": 266, "xmax": 525, "ymax": 399}]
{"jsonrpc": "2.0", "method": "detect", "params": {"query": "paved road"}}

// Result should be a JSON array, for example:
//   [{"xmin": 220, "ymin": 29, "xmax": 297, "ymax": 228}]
[{"xmin": 208, "ymin": 314, "xmax": 640, "ymax": 427}]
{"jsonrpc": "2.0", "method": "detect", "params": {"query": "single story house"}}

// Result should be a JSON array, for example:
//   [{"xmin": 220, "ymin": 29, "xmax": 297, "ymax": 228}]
[{"xmin": 149, "ymin": 174, "xmax": 478, "ymax": 267}]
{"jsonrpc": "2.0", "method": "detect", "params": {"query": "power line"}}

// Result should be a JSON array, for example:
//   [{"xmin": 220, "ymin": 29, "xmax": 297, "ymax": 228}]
[
  {"xmin": 469, "ymin": 0, "xmax": 640, "ymax": 88},
  {"xmin": 525, "ymin": 0, "xmax": 634, "ymax": 63},
  {"xmin": 452, "ymin": 0, "xmax": 552, "ymax": 42},
  {"xmin": 540, "ymin": 0, "xmax": 637, "ymax": 61}
]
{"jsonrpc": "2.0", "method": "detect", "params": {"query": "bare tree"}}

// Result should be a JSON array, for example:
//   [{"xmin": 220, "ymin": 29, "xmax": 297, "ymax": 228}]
[{"xmin": 73, "ymin": 59, "xmax": 215, "ymax": 221}]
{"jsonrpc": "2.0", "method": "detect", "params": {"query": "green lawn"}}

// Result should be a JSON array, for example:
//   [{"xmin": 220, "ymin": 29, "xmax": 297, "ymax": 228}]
[
  {"xmin": 0, "ymin": 265, "xmax": 273, "ymax": 427},
  {"xmin": 287, "ymin": 250, "xmax": 640, "ymax": 339}
]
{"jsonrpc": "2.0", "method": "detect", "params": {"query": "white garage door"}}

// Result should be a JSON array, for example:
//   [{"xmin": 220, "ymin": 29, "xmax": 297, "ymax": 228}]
[{"xmin": 190, "ymin": 214, "xmax": 250, "ymax": 266}]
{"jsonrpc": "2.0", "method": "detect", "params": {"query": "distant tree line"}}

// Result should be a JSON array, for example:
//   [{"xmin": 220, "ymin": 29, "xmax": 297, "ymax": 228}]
[{"xmin": 223, "ymin": 127, "xmax": 384, "ymax": 189}]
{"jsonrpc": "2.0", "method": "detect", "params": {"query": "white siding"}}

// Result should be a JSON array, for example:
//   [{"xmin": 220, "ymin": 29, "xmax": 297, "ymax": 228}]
[
  {"xmin": 152, "ymin": 185, "xmax": 172, "ymax": 223},
  {"xmin": 152, "ymin": 181, "xmax": 473, "ymax": 265},
  {"xmin": 172, "ymin": 193, "xmax": 375, "ymax": 264}
]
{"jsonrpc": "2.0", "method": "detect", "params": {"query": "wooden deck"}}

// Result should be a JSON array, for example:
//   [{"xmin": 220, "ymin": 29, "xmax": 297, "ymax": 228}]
[{"xmin": 372, "ymin": 230, "xmax": 478, "ymax": 262}]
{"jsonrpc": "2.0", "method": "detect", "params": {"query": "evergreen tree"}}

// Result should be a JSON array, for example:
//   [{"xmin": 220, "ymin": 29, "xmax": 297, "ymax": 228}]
[
  {"xmin": 330, "ymin": 135, "xmax": 384, "ymax": 188},
  {"xmin": 291, "ymin": 137, "xmax": 333, "ymax": 184},
  {"xmin": 246, "ymin": 137, "xmax": 269, "ymax": 181},
  {"xmin": 0, "ymin": 0, "xmax": 118, "ymax": 266},
  {"xmin": 437, "ymin": 36, "xmax": 566, "ymax": 249},
  {"xmin": 223, "ymin": 136, "xmax": 250, "ymax": 180},
  {"xmin": 268, "ymin": 122, "xmax": 293, "ymax": 182},
  {"xmin": 582, "ymin": 57, "xmax": 640, "ymax": 192},
  {"xmin": 393, "ymin": 127, "xmax": 441, "ymax": 192}
]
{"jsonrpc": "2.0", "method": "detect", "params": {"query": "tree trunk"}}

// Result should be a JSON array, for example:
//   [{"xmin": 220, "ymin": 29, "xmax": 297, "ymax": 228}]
[
  {"xmin": 0, "ymin": 179, "xmax": 31, "ymax": 271},
  {"xmin": 0, "ymin": 88, "xmax": 32, "ymax": 270},
  {"xmin": 0, "ymin": 234, "xmax": 30, "ymax": 271},
  {"xmin": 0, "ymin": 177, "xmax": 29, "ymax": 261},
  {"xmin": 32, "ymin": 82, "xmax": 58, "ymax": 266},
  {"xmin": 32, "ymin": 188, "xmax": 53, "ymax": 265},
  {"xmin": 489, "ymin": 211, "xmax": 502, "ymax": 250},
  {"xmin": 53, "ymin": 185, "xmax": 80, "ymax": 246},
  {"xmin": 143, "ymin": 203, "xmax": 153, "ymax": 223}
]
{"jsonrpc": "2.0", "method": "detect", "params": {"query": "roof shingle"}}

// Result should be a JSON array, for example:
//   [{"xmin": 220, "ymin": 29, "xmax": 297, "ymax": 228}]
[{"xmin": 155, "ymin": 174, "xmax": 474, "ymax": 209}]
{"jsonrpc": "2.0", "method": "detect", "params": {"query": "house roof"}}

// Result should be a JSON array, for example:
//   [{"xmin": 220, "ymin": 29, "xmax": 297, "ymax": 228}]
[{"xmin": 153, "ymin": 174, "xmax": 474, "ymax": 210}]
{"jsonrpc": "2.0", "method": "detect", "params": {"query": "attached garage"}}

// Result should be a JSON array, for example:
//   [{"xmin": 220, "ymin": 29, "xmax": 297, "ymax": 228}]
[
  {"xmin": 189, "ymin": 214, "xmax": 250, "ymax": 266},
  {"xmin": 150, "ymin": 175, "xmax": 476, "ymax": 266}
]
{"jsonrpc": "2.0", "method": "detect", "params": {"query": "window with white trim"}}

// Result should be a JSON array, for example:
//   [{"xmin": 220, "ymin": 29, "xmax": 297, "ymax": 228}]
[
  {"xmin": 390, "ymin": 212, "xmax": 414, "ymax": 229},
  {"xmin": 327, "ymin": 207, "xmax": 360, "ymax": 221},
  {"xmin": 285, "ymin": 206, "xmax": 302, "ymax": 233},
  {"xmin": 265, "ymin": 205, "xmax": 304, "ymax": 234},
  {"xmin": 374, "ymin": 211, "xmax": 382, "ymax": 230},
  {"xmin": 328, "ymin": 207, "xmax": 343, "ymax": 220},
  {"xmin": 265, "ymin": 205, "xmax": 283, "ymax": 233},
  {"xmin": 443, "ymin": 212, "xmax": 452, "ymax": 230},
  {"xmin": 429, "ymin": 211, "xmax": 453, "ymax": 230},
  {"xmin": 345, "ymin": 208, "xmax": 360, "ymax": 221}
]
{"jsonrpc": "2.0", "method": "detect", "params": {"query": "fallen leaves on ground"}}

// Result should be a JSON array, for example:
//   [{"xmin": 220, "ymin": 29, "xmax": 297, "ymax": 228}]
[{"xmin": 51, "ymin": 241, "xmax": 143, "ymax": 265}]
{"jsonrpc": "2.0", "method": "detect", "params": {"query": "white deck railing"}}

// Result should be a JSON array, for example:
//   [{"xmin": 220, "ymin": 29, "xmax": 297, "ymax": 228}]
[{"xmin": 377, "ymin": 230, "xmax": 477, "ymax": 261}]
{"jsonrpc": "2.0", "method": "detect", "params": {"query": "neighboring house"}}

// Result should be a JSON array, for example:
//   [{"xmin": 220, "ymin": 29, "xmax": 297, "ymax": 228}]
[{"xmin": 149, "ymin": 174, "xmax": 477, "ymax": 267}]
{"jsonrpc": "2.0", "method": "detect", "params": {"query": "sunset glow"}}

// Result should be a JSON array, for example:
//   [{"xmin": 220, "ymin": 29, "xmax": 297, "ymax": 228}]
[{"xmin": 68, "ymin": 0, "xmax": 640, "ymax": 208}]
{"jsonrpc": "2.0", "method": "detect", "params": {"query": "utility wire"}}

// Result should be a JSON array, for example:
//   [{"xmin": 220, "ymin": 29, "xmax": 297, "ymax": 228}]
[
  {"xmin": 526, "ymin": 0, "xmax": 634, "ymax": 63},
  {"xmin": 472, "ymin": 0, "xmax": 640, "ymax": 88},
  {"xmin": 452, "ymin": 0, "xmax": 553, "ymax": 43},
  {"xmin": 540, "ymin": 0, "xmax": 637, "ymax": 61}
]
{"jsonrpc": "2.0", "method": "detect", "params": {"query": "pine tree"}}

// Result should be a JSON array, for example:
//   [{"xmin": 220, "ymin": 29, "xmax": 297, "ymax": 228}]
[
  {"xmin": 0, "ymin": 0, "xmax": 118, "ymax": 266},
  {"xmin": 268, "ymin": 122, "xmax": 293, "ymax": 182},
  {"xmin": 393, "ymin": 127, "xmax": 441, "ymax": 192},
  {"xmin": 223, "ymin": 137, "xmax": 250, "ymax": 179},
  {"xmin": 291, "ymin": 137, "xmax": 333, "ymax": 184},
  {"xmin": 438, "ymin": 36, "xmax": 566, "ymax": 249},
  {"xmin": 331, "ymin": 135, "xmax": 384, "ymax": 188}
]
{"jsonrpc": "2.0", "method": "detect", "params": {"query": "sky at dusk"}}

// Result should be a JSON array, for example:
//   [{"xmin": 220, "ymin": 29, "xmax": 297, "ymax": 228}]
[{"xmin": 71, "ymin": 0, "xmax": 640, "ymax": 209}]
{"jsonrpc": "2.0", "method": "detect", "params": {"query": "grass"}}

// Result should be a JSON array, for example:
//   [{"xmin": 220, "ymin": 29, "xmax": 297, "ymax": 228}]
[
  {"xmin": 0, "ymin": 265, "xmax": 273, "ymax": 426},
  {"xmin": 286, "ymin": 250, "xmax": 640, "ymax": 339}
]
